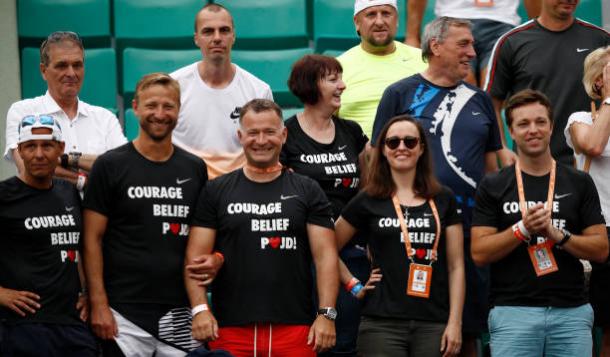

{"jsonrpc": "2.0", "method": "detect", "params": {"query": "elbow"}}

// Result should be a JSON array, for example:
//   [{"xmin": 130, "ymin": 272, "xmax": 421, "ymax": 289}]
[
  {"xmin": 591, "ymin": 244, "xmax": 609, "ymax": 264},
  {"xmin": 580, "ymin": 143, "xmax": 604, "ymax": 157},
  {"xmin": 470, "ymin": 248, "xmax": 490, "ymax": 267}
]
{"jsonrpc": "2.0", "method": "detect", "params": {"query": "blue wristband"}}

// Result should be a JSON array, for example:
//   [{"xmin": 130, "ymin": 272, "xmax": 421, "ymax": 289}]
[{"xmin": 350, "ymin": 283, "xmax": 364, "ymax": 296}]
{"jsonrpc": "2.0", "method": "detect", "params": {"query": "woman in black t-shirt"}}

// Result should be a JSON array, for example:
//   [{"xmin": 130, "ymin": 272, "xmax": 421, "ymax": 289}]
[
  {"xmin": 282, "ymin": 54, "xmax": 368, "ymax": 356},
  {"xmin": 336, "ymin": 115, "xmax": 465, "ymax": 357}
]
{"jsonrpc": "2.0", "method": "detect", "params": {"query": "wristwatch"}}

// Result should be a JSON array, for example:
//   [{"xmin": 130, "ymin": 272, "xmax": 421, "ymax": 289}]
[
  {"xmin": 317, "ymin": 307, "xmax": 338, "ymax": 321},
  {"xmin": 556, "ymin": 228, "xmax": 572, "ymax": 248}
]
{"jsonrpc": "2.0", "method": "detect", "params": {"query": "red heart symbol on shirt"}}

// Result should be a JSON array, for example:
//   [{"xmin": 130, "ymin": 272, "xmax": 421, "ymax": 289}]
[
  {"xmin": 170, "ymin": 223, "xmax": 180, "ymax": 235},
  {"xmin": 416, "ymin": 248, "xmax": 426, "ymax": 259},
  {"xmin": 67, "ymin": 250, "xmax": 76, "ymax": 262},
  {"xmin": 342, "ymin": 178, "xmax": 352, "ymax": 188},
  {"xmin": 269, "ymin": 237, "xmax": 281, "ymax": 249}
]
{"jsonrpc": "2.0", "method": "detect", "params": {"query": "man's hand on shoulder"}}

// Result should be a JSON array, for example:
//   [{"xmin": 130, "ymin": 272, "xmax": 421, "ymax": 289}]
[{"xmin": 0, "ymin": 287, "xmax": 40, "ymax": 317}]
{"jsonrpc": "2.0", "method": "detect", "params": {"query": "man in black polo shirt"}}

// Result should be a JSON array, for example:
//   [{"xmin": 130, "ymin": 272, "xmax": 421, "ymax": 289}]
[
  {"xmin": 0, "ymin": 115, "xmax": 96, "ymax": 356},
  {"xmin": 185, "ymin": 99, "xmax": 339, "ymax": 357},
  {"xmin": 471, "ymin": 89, "xmax": 608, "ymax": 357}
]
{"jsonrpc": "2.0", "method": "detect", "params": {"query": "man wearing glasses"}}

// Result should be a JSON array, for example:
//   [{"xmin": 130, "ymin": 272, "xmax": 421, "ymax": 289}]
[
  {"xmin": 371, "ymin": 17, "xmax": 504, "ymax": 356},
  {"xmin": 0, "ymin": 115, "xmax": 97, "ymax": 356},
  {"xmin": 4, "ymin": 31, "xmax": 126, "ymax": 192}
]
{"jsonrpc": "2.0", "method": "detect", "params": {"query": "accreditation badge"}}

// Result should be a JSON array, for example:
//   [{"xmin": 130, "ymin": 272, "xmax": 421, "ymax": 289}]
[
  {"xmin": 528, "ymin": 241, "xmax": 559, "ymax": 277},
  {"xmin": 407, "ymin": 263, "xmax": 433, "ymax": 298}
]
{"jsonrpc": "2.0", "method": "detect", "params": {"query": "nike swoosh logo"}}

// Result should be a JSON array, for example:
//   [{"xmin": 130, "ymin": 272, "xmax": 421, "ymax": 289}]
[
  {"xmin": 576, "ymin": 48, "xmax": 589, "ymax": 53},
  {"xmin": 229, "ymin": 107, "xmax": 241, "ymax": 119},
  {"xmin": 176, "ymin": 178, "xmax": 192, "ymax": 185},
  {"xmin": 554, "ymin": 193, "xmax": 572, "ymax": 199},
  {"xmin": 65, "ymin": 206, "xmax": 74, "ymax": 212},
  {"xmin": 281, "ymin": 194, "xmax": 299, "ymax": 200},
  {"xmin": 338, "ymin": 145, "xmax": 347, "ymax": 150},
  {"xmin": 472, "ymin": 112, "xmax": 481, "ymax": 116}
]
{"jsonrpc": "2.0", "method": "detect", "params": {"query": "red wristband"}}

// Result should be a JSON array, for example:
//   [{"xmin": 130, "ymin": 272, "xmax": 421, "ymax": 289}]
[{"xmin": 345, "ymin": 277, "xmax": 360, "ymax": 292}]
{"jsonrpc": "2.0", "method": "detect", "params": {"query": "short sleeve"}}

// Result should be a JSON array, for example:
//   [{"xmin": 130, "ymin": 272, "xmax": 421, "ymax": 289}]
[
  {"xmin": 191, "ymin": 181, "xmax": 219, "ymax": 229},
  {"xmin": 4, "ymin": 103, "xmax": 26, "ymax": 161},
  {"xmin": 564, "ymin": 111, "xmax": 593, "ymax": 150},
  {"xmin": 471, "ymin": 175, "xmax": 501, "ymax": 227},
  {"xmin": 579, "ymin": 173, "xmax": 606, "ymax": 228},
  {"xmin": 305, "ymin": 179, "xmax": 334, "ymax": 230},
  {"xmin": 480, "ymin": 93, "xmax": 502, "ymax": 152},
  {"xmin": 439, "ymin": 188, "xmax": 462, "ymax": 227},
  {"xmin": 372, "ymin": 86, "xmax": 400, "ymax": 146},
  {"xmin": 102, "ymin": 110, "xmax": 128, "ymax": 150},
  {"xmin": 340, "ymin": 191, "xmax": 370, "ymax": 231},
  {"xmin": 82, "ymin": 155, "xmax": 115, "ymax": 216},
  {"xmin": 484, "ymin": 36, "xmax": 513, "ymax": 100},
  {"xmin": 346, "ymin": 119, "xmax": 369, "ymax": 153}
]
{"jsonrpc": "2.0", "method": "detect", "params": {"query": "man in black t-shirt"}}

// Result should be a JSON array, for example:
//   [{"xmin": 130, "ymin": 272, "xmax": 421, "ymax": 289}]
[
  {"xmin": 0, "ymin": 115, "xmax": 96, "ymax": 356},
  {"xmin": 471, "ymin": 89, "xmax": 608, "ymax": 357},
  {"xmin": 83, "ymin": 73, "xmax": 208, "ymax": 356},
  {"xmin": 484, "ymin": 0, "xmax": 610, "ymax": 164},
  {"xmin": 185, "ymin": 99, "xmax": 339, "ymax": 357}
]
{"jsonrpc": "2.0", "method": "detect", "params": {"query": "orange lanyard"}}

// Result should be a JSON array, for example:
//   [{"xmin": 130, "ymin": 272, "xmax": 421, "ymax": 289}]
[
  {"xmin": 514, "ymin": 160, "xmax": 556, "ymax": 220},
  {"xmin": 391, "ymin": 195, "xmax": 441, "ymax": 264}
]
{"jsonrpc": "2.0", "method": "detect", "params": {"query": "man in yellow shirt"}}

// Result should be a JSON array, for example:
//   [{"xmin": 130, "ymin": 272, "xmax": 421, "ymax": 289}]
[{"xmin": 338, "ymin": 0, "xmax": 427, "ymax": 139}]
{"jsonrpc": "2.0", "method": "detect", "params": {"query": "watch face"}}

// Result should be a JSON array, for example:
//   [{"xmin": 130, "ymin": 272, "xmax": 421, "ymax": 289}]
[{"xmin": 319, "ymin": 308, "xmax": 337, "ymax": 320}]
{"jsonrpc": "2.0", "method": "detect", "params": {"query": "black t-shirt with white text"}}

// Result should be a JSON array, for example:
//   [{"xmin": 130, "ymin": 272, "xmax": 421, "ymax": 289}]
[
  {"xmin": 83, "ymin": 143, "xmax": 207, "ymax": 306},
  {"xmin": 0, "ymin": 177, "xmax": 82, "ymax": 325},
  {"xmin": 192, "ymin": 169, "xmax": 334, "ymax": 326},
  {"xmin": 280, "ymin": 115, "xmax": 368, "ymax": 219},
  {"xmin": 472, "ymin": 163, "xmax": 605, "ymax": 307},
  {"xmin": 341, "ymin": 187, "xmax": 461, "ymax": 322}
]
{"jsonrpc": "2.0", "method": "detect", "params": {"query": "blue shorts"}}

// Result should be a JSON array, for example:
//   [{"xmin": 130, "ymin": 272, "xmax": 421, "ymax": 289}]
[
  {"xmin": 488, "ymin": 304, "xmax": 594, "ymax": 357},
  {"xmin": 0, "ymin": 322, "xmax": 97, "ymax": 357},
  {"xmin": 470, "ymin": 19, "xmax": 514, "ymax": 74}
]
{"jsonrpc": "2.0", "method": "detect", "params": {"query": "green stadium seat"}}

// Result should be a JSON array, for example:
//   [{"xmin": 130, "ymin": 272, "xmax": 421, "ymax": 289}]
[
  {"xmin": 20, "ymin": 47, "xmax": 118, "ymax": 111},
  {"xmin": 232, "ymin": 47, "xmax": 314, "ymax": 107},
  {"xmin": 124, "ymin": 109, "xmax": 139, "ymax": 141},
  {"xmin": 313, "ymin": 0, "xmax": 407, "ymax": 53},
  {"xmin": 114, "ymin": 0, "xmax": 206, "ymax": 50},
  {"xmin": 517, "ymin": 0, "xmax": 602, "ymax": 25},
  {"xmin": 17, "ymin": 0, "xmax": 111, "ymax": 47},
  {"xmin": 214, "ymin": 0, "xmax": 309, "ymax": 49},
  {"xmin": 121, "ymin": 48, "xmax": 200, "ymax": 102},
  {"xmin": 322, "ymin": 49, "xmax": 345, "ymax": 58},
  {"xmin": 282, "ymin": 107, "xmax": 303, "ymax": 120}
]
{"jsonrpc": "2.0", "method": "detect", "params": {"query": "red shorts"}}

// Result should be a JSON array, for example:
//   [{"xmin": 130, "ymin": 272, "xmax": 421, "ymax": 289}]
[{"xmin": 208, "ymin": 323, "xmax": 315, "ymax": 357}]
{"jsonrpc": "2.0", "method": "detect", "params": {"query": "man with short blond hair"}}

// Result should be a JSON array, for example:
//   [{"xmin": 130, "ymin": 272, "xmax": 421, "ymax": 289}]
[{"xmin": 83, "ymin": 73, "xmax": 208, "ymax": 357}]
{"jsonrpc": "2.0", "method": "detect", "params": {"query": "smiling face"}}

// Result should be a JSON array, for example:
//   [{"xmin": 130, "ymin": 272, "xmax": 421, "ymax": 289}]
[
  {"xmin": 194, "ymin": 8, "xmax": 235, "ymax": 63},
  {"xmin": 40, "ymin": 41, "xmax": 84, "ymax": 102},
  {"xmin": 18, "ymin": 128, "xmax": 64, "ymax": 181},
  {"xmin": 238, "ymin": 109, "xmax": 287, "ymax": 169},
  {"xmin": 355, "ymin": 5, "xmax": 398, "ymax": 50},
  {"xmin": 431, "ymin": 25, "xmax": 476, "ymax": 82},
  {"xmin": 317, "ymin": 71, "xmax": 346, "ymax": 110},
  {"xmin": 382, "ymin": 120, "xmax": 424, "ymax": 172},
  {"xmin": 133, "ymin": 84, "xmax": 180, "ymax": 142},
  {"xmin": 509, "ymin": 102, "xmax": 553, "ymax": 158}
]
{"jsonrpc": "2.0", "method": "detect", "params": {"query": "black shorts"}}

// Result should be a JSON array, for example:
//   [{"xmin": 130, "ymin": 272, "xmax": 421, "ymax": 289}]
[{"xmin": 0, "ymin": 322, "xmax": 97, "ymax": 357}]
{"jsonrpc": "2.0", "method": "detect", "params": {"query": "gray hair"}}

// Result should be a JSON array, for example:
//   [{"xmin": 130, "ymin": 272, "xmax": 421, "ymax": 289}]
[
  {"xmin": 421, "ymin": 17, "xmax": 472, "ymax": 62},
  {"xmin": 40, "ymin": 31, "xmax": 84, "ymax": 66},
  {"xmin": 239, "ymin": 99, "xmax": 283, "ymax": 125}
]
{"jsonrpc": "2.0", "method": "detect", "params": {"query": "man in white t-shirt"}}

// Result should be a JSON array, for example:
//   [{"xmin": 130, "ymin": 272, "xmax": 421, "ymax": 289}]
[
  {"xmin": 171, "ymin": 3, "xmax": 273, "ymax": 178},
  {"xmin": 4, "ymin": 31, "xmax": 126, "ymax": 190}
]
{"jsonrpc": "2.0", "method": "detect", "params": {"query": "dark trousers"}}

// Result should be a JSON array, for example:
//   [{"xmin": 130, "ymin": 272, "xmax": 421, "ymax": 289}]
[{"xmin": 0, "ymin": 322, "xmax": 97, "ymax": 357}]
